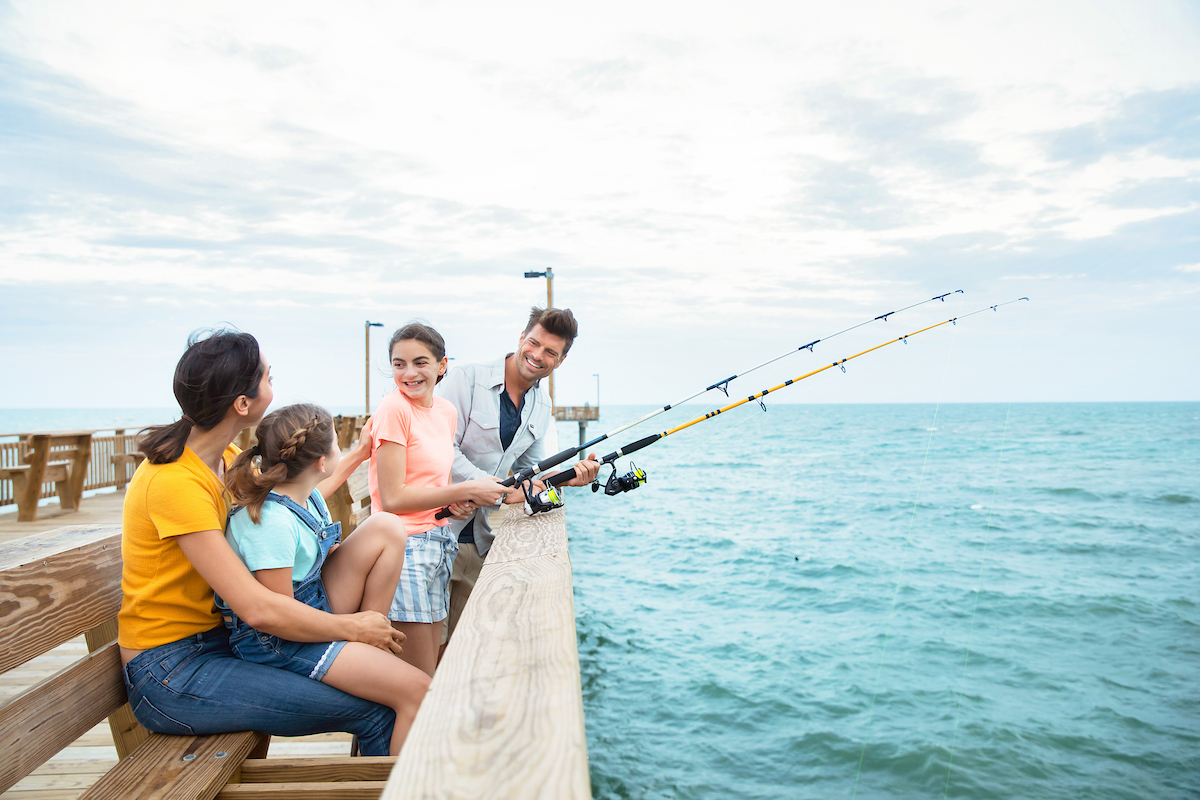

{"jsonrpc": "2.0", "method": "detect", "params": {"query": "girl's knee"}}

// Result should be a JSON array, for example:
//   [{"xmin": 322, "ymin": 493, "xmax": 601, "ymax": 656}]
[{"xmin": 373, "ymin": 513, "xmax": 407, "ymax": 546}]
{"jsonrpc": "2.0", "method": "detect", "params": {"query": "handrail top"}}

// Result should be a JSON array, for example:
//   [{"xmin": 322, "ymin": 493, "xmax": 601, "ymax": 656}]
[{"xmin": 0, "ymin": 426, "xmax": 156, "ymax": 438}]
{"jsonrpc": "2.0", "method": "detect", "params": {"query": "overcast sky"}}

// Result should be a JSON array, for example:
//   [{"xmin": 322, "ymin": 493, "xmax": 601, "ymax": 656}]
[{"xmin": 1, "ymin": 0, "xmax": 1197, "ymax": 411}]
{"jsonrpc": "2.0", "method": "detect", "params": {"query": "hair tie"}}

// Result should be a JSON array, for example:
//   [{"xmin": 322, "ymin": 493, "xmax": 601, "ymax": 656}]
[
  {"xmin": 181, "ymin": 413, "xmax": 196, "ymax": 425},
  {"xmin": 249, "ymin": 444, "xmax": 262, "ymax": 457}
]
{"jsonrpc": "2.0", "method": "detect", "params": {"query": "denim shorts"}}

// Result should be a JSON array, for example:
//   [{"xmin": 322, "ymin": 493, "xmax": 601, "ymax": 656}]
[
  {"xmin": 389, "ymin": 525, "xmax": 458, "ymax": 624},
  {"xmin": 122, "ymin": 625, "xmax": 395, "ymax": 755},
  {"xmin": 225, "ymin": 577, "xmax": 347, "ymax": 681}
]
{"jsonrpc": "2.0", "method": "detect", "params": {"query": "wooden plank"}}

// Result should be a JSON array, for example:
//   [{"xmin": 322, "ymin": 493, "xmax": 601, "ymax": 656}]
[
  {"xmin": 0, "ymin": 642, "xmax": 125, "ymax": 792},
  {"xmin": 217, "ymin": 782, "xmax": 386, "ymax": 800},
  {"xmin": 84, "ymin": 619, "xmax": 151, "ymax": 759},
  {"xmin": 382, "ymin": 508, "xmax": 590, "ymax": 800},
  {"xmin": 0, "ymin": 525, "xmax": 123, "ymax": 672},
  {"xmin": 235, "ymin": 757, "xmax": 395, "ymax": 783},
  {"xmin": 236, "ymin": 762, "xmax": 396, "ymax": 786},
  {"xmin": 79, "ymin": 730, "xmax": 267, "ymax": 800}
]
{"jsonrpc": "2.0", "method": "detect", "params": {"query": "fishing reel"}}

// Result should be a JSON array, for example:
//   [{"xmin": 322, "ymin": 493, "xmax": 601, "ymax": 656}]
[
  {"xmin": 592, "ymin": 462, "xmax": 648, "ymax": 496},
  {"xmin": 523, "ymin": 479, "xmax": 564, "ymax": 515}
]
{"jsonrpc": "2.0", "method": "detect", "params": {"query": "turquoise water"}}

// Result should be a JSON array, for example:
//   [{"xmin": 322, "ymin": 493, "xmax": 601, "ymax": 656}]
[{"xmin": 561, "ymin": 403, "xmax": 1199, "ymax": 799}]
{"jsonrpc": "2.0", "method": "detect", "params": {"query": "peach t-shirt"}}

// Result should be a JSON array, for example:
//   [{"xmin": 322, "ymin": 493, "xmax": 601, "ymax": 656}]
[{"xmin": 369, "ymin": 389, "xmax": 458, "ymax": 534}]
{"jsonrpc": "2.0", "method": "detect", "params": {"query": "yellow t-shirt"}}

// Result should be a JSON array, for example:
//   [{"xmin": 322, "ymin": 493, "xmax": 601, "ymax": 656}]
[{"xmin": 117, "ymin": 444, "xmax": 240, "ymax": 650}]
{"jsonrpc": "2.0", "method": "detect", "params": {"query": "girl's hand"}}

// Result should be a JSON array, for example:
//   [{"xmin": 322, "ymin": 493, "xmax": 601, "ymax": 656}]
[
  {"xmin": 504, "ymin": 479, "xmax": 543, "ymax": 504},
  {"xmin": 350, "ymin": 417, "xmax": 374, "ymax": 462},
  {"xmin": 466, "ymin": 477, "xmax": 516, "ymax": 507},
  {"xmin": 348, "ymin": 610, "xmax": 405, "ymax": 655}
]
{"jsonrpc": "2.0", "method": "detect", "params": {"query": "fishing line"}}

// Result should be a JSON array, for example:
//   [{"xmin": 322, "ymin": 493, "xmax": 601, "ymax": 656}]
[
  {"xmin": 941, "ymin": 301, "xmax": 1030, "ymax": 797},
  {"xmin": 846, "ymin": 296, "xmax": 1028, "ymax": 797},
  {"xmin": 849, "ymin": 291, "xmax": 968, "ymax": 799}
]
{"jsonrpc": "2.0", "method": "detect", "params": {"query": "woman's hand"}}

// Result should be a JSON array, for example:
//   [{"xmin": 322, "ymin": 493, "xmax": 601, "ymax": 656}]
[
  {"xmin": 347, "ymin": 611, "xmax": 405, "ymax": 655},
  {"xmin": 465, "ymin": 476, "xmax": 516, "ymax": 507}
]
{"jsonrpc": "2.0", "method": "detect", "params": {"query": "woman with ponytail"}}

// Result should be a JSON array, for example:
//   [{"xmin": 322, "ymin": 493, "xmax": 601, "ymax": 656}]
[
  {"xmin": 118, "ymin": 330, "xmax": 420, "ymax": 756},
  {"xmin": 219, "ymin": 404, "xmax": 428, "ymax": 755}
]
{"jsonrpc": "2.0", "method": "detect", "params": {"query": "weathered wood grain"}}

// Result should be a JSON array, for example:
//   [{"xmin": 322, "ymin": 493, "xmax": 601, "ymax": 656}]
[
  {"xmin": 84, "ymin": 618, "xmax": 150, "ymax": 759},
  {"xmin": 235, "ymin": 757, "xmax": 395, "ymax": 783},
  {"xmin": 0, "ymin": 525, "xmax": 123, "ymax": 673},
  {"xmin": 0, "ymin": 643, "xmax": 125, "ymax": 792},
  {"xmin": 79, "ymin": 730, "xmax": 267, "ymax": 800},
  {"xmin": 382, "ymin": 508, "xmax": 590, "ymax": 800}
]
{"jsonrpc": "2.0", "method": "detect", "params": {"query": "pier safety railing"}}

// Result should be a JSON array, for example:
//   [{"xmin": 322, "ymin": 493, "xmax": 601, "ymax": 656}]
[{"xmin": 0, "ymin": 416, "xmax": 371, "ymax": 511}]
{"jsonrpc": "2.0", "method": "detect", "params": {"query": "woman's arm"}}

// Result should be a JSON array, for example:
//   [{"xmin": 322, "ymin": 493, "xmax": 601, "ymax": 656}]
[
  {"xmin": 317, "ymin": 418, "xmax": 373, "ymax": 500},
  {"xmin": 176, "ymin": 528, "xmax": 402, "ymax": 653},
  {"xmin": 375, "ymin": 441, "xmax": 513, "ymax": 514}
]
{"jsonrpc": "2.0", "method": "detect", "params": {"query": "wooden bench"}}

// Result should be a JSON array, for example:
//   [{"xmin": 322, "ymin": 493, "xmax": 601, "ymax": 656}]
[
  {"xmin": 0, "ymin": 525, "xmax": 395, "ymax": 799},
  {"xmin": 0, "ymin": 432, "xmax": 93, "ymax": 521}
]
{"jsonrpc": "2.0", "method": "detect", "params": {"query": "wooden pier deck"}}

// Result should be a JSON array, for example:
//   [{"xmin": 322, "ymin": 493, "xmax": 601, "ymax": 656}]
[{"xmin": 1, "ymin": 491, "xmax": 359, "ymax": 800}]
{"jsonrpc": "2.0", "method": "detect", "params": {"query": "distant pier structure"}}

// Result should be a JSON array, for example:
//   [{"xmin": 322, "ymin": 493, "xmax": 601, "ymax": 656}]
[{"xmin": 555, "ymin": 404, "xmax": 599, "ymax": 450}]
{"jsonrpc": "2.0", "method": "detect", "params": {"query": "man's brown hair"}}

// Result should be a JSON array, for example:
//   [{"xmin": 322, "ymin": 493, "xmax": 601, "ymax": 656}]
[{"xmin": 523, "ymin": 306, "xmax": 578, "ymax": 356}]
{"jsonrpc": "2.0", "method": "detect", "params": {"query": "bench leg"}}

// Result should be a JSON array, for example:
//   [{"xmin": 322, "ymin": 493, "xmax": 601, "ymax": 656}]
[
  {"xmin": 56, "ymin": 480, "xmax": 78, "ymax": 512},
  {"xmin": 10, "ymin": 475, "xmax": 36, "ymax": 522}
]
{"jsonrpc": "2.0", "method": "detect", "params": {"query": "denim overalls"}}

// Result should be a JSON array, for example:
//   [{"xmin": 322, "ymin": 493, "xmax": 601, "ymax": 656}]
[{"xmin": 217, "ymin": 491, "xmax": 348, "ymax": 681}]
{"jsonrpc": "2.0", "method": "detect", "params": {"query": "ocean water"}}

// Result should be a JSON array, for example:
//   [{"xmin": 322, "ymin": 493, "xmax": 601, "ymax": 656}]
[{"xmin": 560, "ymin": 403, "xmax": 1199, "ymax": 800}]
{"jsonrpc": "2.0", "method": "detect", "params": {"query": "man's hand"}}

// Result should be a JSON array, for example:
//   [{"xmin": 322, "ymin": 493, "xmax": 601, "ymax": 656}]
[
  {"xmin": 560, "ymin": 452, "xmax": 601, "ymax": 487},
  {"xmin": 447, "ymin": 501, "xmax": 474, "ymax": 520}
]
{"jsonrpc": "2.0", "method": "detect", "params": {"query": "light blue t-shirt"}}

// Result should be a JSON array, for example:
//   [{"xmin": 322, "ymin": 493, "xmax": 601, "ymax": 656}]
[{"xmin": 226, "ymin": 494, "xmax": 331, "ymax": 583}]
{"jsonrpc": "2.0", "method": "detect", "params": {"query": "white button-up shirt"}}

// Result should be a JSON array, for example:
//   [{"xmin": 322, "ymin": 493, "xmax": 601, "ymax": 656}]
[{"xmin": 434, "ymin": 354, "xmax": 553, "ymax": 556}]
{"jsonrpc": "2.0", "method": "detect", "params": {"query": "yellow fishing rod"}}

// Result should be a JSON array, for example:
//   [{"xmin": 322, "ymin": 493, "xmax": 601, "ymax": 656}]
[{"xmin": 533, "ymin": 297, "xmax": 1030, "ymax": 504}]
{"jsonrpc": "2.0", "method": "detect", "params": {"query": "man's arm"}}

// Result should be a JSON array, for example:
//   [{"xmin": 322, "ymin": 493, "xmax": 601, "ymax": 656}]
[{"xmin": 436, "ymin": 366, "xmax": 494, "ymax": 483}]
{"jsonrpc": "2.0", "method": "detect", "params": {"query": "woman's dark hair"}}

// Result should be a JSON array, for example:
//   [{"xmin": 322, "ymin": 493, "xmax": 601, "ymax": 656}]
[
  {"xmin": 139, "ymin": 329, "xmax": 265, "ymax": 465},
  {"xmin": 388, "ymin": 322, "xmax": 448, "ymax": 383},
  {"xmin": 224, "ymin": 404, "xmax": 334, "ymax": 524}
]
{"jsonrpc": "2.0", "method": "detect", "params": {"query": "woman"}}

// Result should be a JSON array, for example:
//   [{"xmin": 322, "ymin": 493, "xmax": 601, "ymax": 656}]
[{"xmin": 118, "ymin": 329, "xmax": 427, "ymax": 755}]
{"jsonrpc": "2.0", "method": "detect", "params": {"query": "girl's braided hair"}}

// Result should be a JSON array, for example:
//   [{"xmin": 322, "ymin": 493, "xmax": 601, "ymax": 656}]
[{"xmin": 224, "ymin": 403, "xmax": 335, "ymax": 524}]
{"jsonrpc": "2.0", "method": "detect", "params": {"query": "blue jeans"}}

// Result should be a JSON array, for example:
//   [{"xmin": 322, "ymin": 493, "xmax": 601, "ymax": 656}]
[{"xmin": 123, "ymin": 626, "xmax": 395, "ymax": 756}]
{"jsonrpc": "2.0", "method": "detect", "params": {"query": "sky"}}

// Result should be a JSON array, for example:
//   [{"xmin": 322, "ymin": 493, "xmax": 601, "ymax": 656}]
[{"xmin": 1, "ymin": 0, "xmax": 1197, "ymax": 412}]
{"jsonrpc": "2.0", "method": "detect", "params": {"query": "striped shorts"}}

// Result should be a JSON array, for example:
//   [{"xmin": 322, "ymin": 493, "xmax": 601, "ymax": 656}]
[{"xmin": 388, "ymin": 525, "xmax": 459, "ymax": 624}]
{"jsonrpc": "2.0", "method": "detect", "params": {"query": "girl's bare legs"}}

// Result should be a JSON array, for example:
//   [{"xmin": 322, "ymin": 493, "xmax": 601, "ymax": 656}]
[
  {"xmin": 322, "ymin": 514, "xmax": 407, "ymax": 615},
  {"xmin": 390, "ymin": 620, "xmax": 443, "ymax": 678},
  {"xmin": 321, "ymin": 643, "xmax": 430, "ymax": 755}
]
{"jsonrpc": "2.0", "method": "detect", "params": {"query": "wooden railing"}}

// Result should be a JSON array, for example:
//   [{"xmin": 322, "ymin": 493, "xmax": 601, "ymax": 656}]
[
  {"xmin": 0, "ymin": 416, "xmax": 373, "ymax": 510},
  {"xmin": 383, "ymin": 507, "xmax": 591, "ymax": 798},
  {"xmin": 0, "ymin": 429, "xmax": 144, "ymax": 509}
]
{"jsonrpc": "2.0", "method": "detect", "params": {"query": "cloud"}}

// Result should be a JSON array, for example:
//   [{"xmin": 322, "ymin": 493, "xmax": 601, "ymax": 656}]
[{"xmin": 1045, "ymin": 86, "xmax": 1200, "ymax": 165}]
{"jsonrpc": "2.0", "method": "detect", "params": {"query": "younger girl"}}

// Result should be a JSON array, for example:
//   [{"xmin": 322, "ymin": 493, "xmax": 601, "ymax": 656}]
[
  {"xmin": 221, "ymin": 403, "xmax": 429, "ymax": 755},
  {"xmin": 371, "ymin": 323, "xmax": 515, "ymax": 676}
]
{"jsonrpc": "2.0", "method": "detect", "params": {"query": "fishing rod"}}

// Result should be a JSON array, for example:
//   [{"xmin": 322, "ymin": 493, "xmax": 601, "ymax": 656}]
[
  {"xmin": 434, "ymin": 289, "xmax": 964, "ymax": 520},
  {"xmin": 521, "ymin": 297, "xmax": 1030, "ymax": 511}
]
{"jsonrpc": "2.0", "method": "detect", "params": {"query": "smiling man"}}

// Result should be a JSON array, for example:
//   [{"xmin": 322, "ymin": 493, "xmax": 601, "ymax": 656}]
[{"xmin": 435, "ymin": 307, "xmax": 600, "ymax": 649}]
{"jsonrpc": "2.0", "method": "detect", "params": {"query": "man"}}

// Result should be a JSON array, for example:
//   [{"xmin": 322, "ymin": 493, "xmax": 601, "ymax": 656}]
[{"xmin": 435, "ymin": 307, "xmax": 600, "ymax": 648}]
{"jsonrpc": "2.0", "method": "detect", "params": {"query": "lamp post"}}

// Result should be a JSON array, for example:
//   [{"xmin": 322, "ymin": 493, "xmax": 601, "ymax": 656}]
[
  {"xmin": 593, "ymin": 373, "xmax": 600, "ymax": 415},
  {"xmin": 523, "ymin": 268, "xmax": 555, "ymax": 407},
  {"xmin": 365, "ymin": 321, "xmax": 384, "ymax": 413}
]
